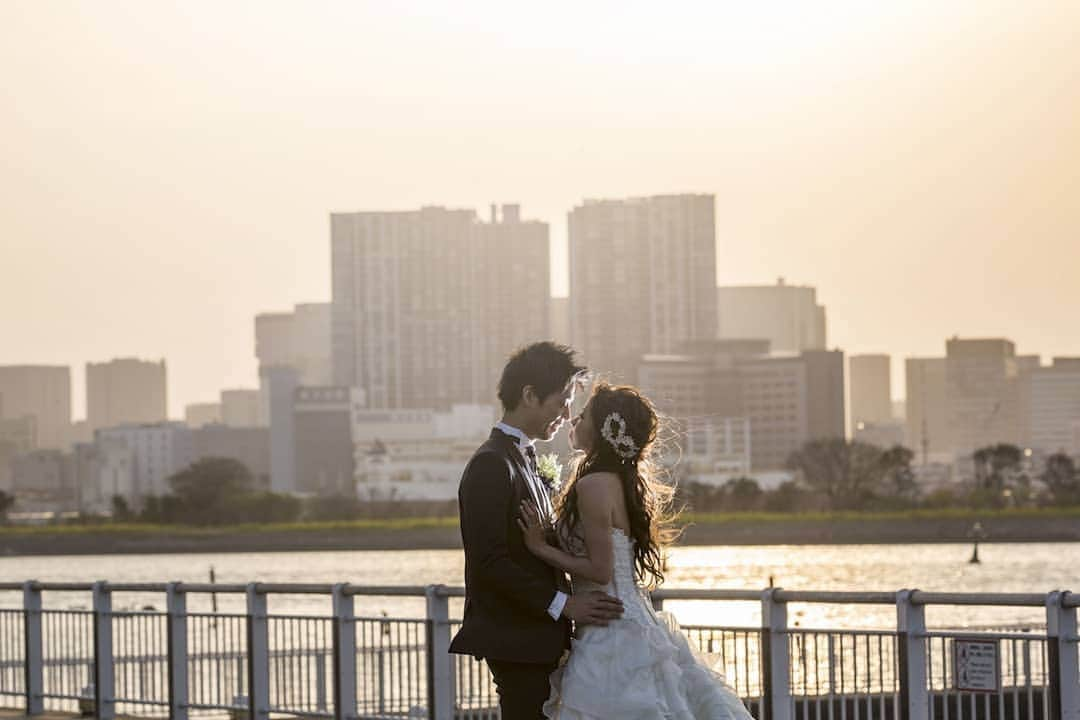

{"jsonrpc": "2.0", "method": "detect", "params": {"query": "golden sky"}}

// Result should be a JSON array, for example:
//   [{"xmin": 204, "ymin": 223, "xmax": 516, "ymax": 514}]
[{"xmin": 2, "ymin": 1, "xmax": 1078, "ymax": 417}]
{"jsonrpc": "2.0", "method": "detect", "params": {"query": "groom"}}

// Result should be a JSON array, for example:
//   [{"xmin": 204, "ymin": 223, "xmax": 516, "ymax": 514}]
[{"xmin": 450, "ymin": 342, "xmax": 623, "ymax": 718}]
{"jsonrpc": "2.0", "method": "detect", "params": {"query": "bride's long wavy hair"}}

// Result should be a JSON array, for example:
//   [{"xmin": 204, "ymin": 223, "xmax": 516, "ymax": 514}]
[{"xmin": 554, "ymin": 382, "xmax": 680, "ymax": 588}]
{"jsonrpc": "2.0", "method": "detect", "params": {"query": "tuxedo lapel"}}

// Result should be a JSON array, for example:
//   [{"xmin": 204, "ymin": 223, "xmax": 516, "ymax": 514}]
[{"xmin": 491, "ymin": 429, "xmax": 554, "ymax": 520}]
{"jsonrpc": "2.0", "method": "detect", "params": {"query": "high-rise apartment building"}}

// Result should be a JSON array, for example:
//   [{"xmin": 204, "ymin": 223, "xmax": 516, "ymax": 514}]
[
  {"xmin": 549, "ymin": 297, "xmax": 571, "ymax": 347},
  {"xmin": 849, "ymin": 354, "xmax": 893, "ymax": 427},
  {"xmin": 568, "ymin": 195, "xmax": 716, "ymax": 384},
  {"xmin": 0, "ymin": 365, "xmax": 71, "ymax": 449},
  {"xmin": 331, "ymin": 204, "xmax": 549, "ymax": 409},
  {"xmin": 86, "ymin": 358, "xmax": 167, "ymax": 433},
  {"xmin": 944, "ymin": 338, "xmax": 1021, "ymax": 455},
  {"xmin": 716, "ymin": 279, "xmax": 826, "ymax": 354}
]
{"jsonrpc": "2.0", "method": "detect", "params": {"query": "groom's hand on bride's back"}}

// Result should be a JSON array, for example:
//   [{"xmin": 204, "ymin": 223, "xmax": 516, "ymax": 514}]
[{"xmin": 562, "ymin": 591, "xmax": 623, "ymax": 626}]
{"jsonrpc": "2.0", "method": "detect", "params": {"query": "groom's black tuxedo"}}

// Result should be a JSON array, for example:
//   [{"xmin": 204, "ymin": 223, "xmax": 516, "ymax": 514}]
[{"xmin": 449, "ymin": 428, "xmax": 572, "ymax": 664}]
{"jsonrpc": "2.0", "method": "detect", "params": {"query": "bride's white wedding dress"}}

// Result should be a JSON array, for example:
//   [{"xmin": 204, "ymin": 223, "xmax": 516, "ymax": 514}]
[{"xmin": 543, "ymin": 528, "xmax": 755, "ymax": 719}]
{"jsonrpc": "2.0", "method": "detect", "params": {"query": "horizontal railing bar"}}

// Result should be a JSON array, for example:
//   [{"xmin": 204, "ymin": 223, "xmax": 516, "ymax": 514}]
[
  {"xmin": 3, "ymin": 581, "xmax": 1076, "ymax": 607},
  {"xmin": 346, "ymin": 585, "xmax": 439, "ymax": 596},
  {"xmin": 776, "ymin": 590, "xmax": 900, "ymax": 604},
  {"xmin": 653, "ymin": 588, "xmax": 763, "ymax": 601},
  {"xmin": 166, "ymin": 583, "xmax": 249, "ymax": 593},
  {"xmin": 102, "ymin": 583, "xmax": 172, "ymax": 592},
  {"xmin": 113, "ymin": 698, "xmax": 170, "ymax": 706},
  {"xmin": 911, "ymin": 591, "xmax": 1050, "ymax": 606},
  {"xmin": 267, "ymin": 710, "xmax": 333, "ymax": 718},
  {"xmin": 245, "ymin": 583, "xmax": 338, "ymax": 594}
]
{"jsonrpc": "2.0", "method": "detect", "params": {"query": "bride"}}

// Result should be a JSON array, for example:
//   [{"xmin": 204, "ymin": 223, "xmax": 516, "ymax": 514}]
[{"xmin": 518, "ymin": 383, "xmax": 755, "ymax": 719}]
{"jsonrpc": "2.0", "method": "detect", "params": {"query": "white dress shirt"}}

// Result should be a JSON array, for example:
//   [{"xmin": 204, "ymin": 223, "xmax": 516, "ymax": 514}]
[{"xmin": 494, "ymin": 421, "xmax": 568, "ymax": 622}]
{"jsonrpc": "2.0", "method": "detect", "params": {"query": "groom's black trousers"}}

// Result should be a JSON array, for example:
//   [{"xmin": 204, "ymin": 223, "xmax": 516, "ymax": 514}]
[{"xmin": 486, "ymin": 659, "xmax": 558, "ymax": 719}]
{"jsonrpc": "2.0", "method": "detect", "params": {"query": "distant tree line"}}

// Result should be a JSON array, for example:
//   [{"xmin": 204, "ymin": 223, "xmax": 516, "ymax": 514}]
[
  {"xmin": 678, "ymin": 439, "xmax": 1080, "ymax": 514},
  {"xmin": 106, "ymin": 457, "xmax": 455, "ymax": 526},
  {"xmin": 6, "ymin": 439, "xmax": 1077, "ymax": 527}
]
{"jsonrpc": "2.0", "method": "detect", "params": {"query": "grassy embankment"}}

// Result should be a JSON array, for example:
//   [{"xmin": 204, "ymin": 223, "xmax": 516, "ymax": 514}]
[{"xmin": 1, "ymin": 505, "xmax": 1079, "ymax": 535}]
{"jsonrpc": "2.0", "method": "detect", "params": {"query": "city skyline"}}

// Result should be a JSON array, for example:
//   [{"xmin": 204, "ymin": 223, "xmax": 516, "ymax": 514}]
[{"xmin": 3, "ymin": 3, "xmax": 1079, "ymax": 417}]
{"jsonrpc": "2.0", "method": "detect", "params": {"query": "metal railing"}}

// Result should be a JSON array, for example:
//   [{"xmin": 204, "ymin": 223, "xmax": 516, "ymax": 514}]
[{"xmin": 0, "ymin": 581, "xmax": 1076, "ymax": 720}]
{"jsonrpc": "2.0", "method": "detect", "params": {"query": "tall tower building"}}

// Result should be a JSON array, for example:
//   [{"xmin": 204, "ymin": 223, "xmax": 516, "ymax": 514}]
[
  {"xmin": 331, "ymin": 204, "xmax": 549, "ymax": 409},
  {"xmin": 568, "ymin": 194, "xmax": 716, "ymax": 384},
  {"xmin": 0, "ymin": 365, "xmax": 71, "ymax": 449},
  {"xmin": 716, "ymin": 279, "xmax": 826, "ymax": 354},
  {"xmin": 849, "ymin": 354, "xmax": 893, "ymax": 427},
  {"xmin": 86, "ymin": 358, "xmax": 167, "ymax": 433}
]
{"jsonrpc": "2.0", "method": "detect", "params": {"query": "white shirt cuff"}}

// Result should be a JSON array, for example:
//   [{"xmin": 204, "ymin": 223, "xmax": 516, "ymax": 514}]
[{"xmin": 547, "ymin": 591, "xmax": 568, "ymax": 621}]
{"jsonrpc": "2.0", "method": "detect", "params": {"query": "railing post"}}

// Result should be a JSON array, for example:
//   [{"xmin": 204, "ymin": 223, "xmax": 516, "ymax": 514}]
[
  {"xmin": 761, "ymin": 587, "xmax": 791, "ymax": 720},
  {"xmin": 166, "ymin": 582, "xmax": 189, "ymax": 720},
  {"xmin": 22, "ymin": 581, "xmax": 44, "ymax": 716},
  {"xmin": 246, "ymin": 583, "xmax": 270, "ymax": 720},
  {"xmin": 331, "ymin": 583, "xmax": 356, "ymax": 720},
  {"xmin": 896, "ymin": 589, "xmax": 928, "ymax": 720},
  {"xmin": 425, "ymin": 585, "xmax": 454, "ymax": 720},
  {"xmin": 1046, "ymin": 590, "xmax": 1080, "ymax": 720},
  {"xmin": 92, "ymin": 581, "xmax": 115, "ymax": 720}
]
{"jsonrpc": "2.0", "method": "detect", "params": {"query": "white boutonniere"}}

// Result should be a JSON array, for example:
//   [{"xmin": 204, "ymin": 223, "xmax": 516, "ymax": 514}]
[{"xmin": 536, "ymin": 452, "xmax": 563, "ymax": 492}]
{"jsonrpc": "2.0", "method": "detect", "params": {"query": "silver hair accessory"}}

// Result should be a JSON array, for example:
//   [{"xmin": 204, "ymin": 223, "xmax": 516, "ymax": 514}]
[{"xmin": 600, "ymin": 412, "xmax": 639, "ymax": 461}]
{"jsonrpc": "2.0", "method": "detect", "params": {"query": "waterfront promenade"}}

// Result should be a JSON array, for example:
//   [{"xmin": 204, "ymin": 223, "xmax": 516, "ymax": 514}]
[{"xmin": 0, "ymin": 581, "xmax": 1076, "ymax": 720}]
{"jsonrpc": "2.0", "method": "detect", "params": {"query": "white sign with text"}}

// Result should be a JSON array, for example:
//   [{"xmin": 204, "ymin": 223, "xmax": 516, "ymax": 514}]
[{"xmin": 954, "ymin": 638, "xmax": 999, "ymax": 692}]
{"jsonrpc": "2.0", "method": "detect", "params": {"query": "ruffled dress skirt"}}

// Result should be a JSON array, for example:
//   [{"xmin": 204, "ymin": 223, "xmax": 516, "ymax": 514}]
[{"xmin": 543, "ymin": 608, "xmax": 755, "ymax": 719}]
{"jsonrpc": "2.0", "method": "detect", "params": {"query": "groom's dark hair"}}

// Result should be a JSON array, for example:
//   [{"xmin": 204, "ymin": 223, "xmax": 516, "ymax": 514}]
[{"xmin": 498, "ymin": 342, "xmax": 586, "ymax": 412}]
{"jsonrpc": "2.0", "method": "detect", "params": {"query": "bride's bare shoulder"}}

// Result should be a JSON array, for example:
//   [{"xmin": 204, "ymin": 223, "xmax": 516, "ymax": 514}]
[{"xmin": 576, "ymin": 471, "xmax": 623, "ymax": 498}]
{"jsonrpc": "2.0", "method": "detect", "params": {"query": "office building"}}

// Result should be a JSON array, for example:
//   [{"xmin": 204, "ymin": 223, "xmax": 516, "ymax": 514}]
[
  {"xmin": 255, "ymin": 303, "xmax": 333, "ymax": 387},
  {"xmin": 95, "ymin": 422, "xmax": 193, "ymax": 499},
  {"xmin": 293, "ymin": 386, "xmax": 356, "ymax": 496},
  {"xmin": 716, "ymin": 279, "xmax": 826, "ymax": 354},
  {"xmin": 849, "ymin": 354, "xmax": 892, "ymax": 427},
  {"xmin": 221, "ymin": 389, "xmax": 261, "ymax": 428},
  {"xmin": 1021, "ymin": 357, "xmax": 1080, "ymax": 454},
  {"xmin": 86, "ymin": 358, "xmax": 168, "ymax": 433},
  {"xmin": 0, "ymin": 365, "xmax": 71, "ymax": 449},
  {"xmin": 184, "ymin": 402, "xmax": 222, "ymax": 428}
]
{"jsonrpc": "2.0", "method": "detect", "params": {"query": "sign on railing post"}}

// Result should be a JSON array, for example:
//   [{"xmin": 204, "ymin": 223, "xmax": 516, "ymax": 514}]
[
  {"xmin": 896, "ymin": 589, "xmax": 928, "ymax": 720},
  {"xmin": 92, "ymin": 581, "xmax": 115, "ymax": 720},
  {"xmin": 425, "ymin": 585, "xmax": 454, "ymax": 720},
  {"xmin": 246, "ymin": 584, "xmax": 270, "ymax": 720},
  {"xmin": 22, "ymin": 581, "xmax": 43, "ymax": 716},
  {"xmin": 331, "ymin": 584, "xmax": 356, "ymax": 720},
  {"xmin": 1045, "ymin": 590, "xmax": 1080, "ymax": 720},
  {"xmin": 760, "ymin": 587, "xmax": 791, "ymax": 720},
  {"xmin": 165, "ymin": 582, "xmax": 188, "ymax": 720}
]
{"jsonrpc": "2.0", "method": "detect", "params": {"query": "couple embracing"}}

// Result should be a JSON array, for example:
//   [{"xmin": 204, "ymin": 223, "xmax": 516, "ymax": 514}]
[{"xmin": 449, "ymin": 342, "xmax": 754, "ymax": 719}]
